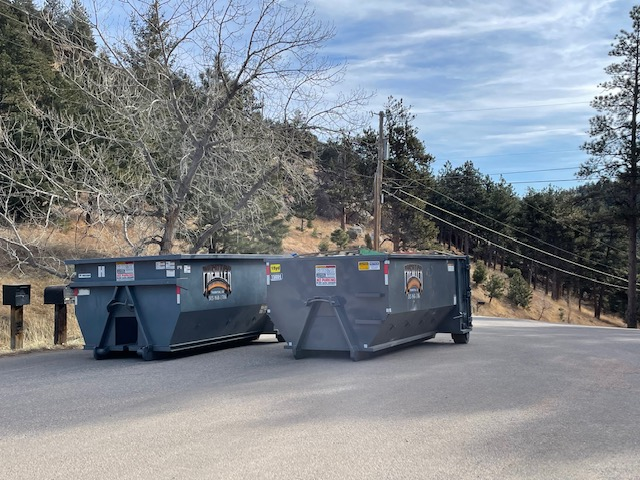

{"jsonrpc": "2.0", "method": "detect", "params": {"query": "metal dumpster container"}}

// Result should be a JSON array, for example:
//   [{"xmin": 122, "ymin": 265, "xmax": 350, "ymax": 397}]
[
  {"xmin": 266, "ymin": 252, "xmax": 472, "ymax": 361},
  {"xmin": 66, "ymin": 254, "xmax": 270, "ymax": 360}
]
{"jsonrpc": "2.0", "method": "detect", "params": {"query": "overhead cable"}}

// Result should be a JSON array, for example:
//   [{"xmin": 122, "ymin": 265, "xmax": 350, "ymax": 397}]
[{"xmin": 383, "ymin": 188, "xmax": 627, "ymax": 291}]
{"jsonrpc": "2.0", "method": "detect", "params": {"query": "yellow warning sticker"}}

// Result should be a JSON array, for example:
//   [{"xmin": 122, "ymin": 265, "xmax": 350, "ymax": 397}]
[
  {"xmin": 358, "ymin": 261, "xmax": 381, "ymax": 271},
  {"xmin": 270, "ymin": 264, "xmax": 281, "ymax": 273}
]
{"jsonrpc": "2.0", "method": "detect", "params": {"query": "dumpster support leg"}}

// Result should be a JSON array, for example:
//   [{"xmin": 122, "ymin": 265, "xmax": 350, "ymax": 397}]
[
  {"xmin": 125, "ymin": 286, "xmax": 154, "ymax": 360},
  {"xmin": 96, "ymin": 286, "xmax": 154, "ymax": 360},
  {"xmin": 297, "ymin": 297, "xmax": 362, "ymax": 361}
]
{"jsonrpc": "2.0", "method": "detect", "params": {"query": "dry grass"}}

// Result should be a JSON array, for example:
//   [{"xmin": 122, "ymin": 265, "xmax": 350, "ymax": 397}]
[
  {"xmin": 282, "ymin": 218, "xmax": 357, "ymax": 253},
  {"xmin": 0, "ymin": 271, "xmax": 84, "ymax": 355},
  {"xmin": 470, "ymin": 268, "xmax": 625, "ymax": 328}
]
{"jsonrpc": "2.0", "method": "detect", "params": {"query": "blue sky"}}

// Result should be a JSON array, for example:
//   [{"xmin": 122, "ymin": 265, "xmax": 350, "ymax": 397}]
[
  {"xmin": 82, "ymin": 0, "xmax": 636, "ymax": 195},
  {"xmin": 307, "ymin": 0, "xmax": 636, "ymax": 195}
]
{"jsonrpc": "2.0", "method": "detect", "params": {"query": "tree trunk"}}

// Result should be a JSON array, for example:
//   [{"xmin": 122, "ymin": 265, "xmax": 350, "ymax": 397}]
[
  {"xmin": 626, "ymin": 63, "xmax": 639, "ymax": 327},
  {"xmin": 552, "ymin": 270, "xmax": 561, "ymax": 301},
  {"xmin": 595, "ymin": 284, "xmax": 603, "ymax": 319},
  {"xmin": 531, "ymin": 263, "xmax": 537, "ymax": 290},
  {"xmin": 626, "ymin": 214, "xmax": 638, "ymax": 327},
  {"xmin": 160, "ymin": 206, "xmax": 180, "ymax": 254},
  {"xmin": 545, "ymin": 272, "xmax": 549, "ymax": 296}
]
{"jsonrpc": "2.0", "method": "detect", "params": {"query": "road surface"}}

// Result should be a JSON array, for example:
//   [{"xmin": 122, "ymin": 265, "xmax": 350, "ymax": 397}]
[{"xmin": 1, "ymin": 317, "xmax": 640, "ymax": 479}]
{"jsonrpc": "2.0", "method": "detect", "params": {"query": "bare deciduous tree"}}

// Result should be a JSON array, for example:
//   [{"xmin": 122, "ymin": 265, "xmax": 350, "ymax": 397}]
[{"xmin": 0, "ymin": 0, "xmax": 368, "ymax": 274}]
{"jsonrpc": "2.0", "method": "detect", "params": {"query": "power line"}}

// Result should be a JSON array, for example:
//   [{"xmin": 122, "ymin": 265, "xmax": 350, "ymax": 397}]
[
  {"xmin": 385, "ymin": 163, "xmax": 614, "ymax": 270},
  {"xmin": 487, "ymin": 166, "xmax": 581, "ymax": 176},
  {"xmin": 391, "ymin": 186, "xmax": 631, "ymax": 286},
  {"xmin": 519, "ymin": 191, "xmax": 631, "ymax": 259},
  {"xmin": 383, "ymin": 188, "xmax": 627, "ymax": 291},
  {"xmin": 436, "ymin": 165, "xmax": 582, "ymax": 181},
  {"xmin": 418, "ymin": 101, "xmax": 590, "ymax": 114},
  {"xmin": 385, "ymin": 162, "xmax": 631, "ymax": 261},
  {"xmin": 385, "ymin": 175, "xmax": 621, "ymax": 274},
  {"xmin": 436, "ymin": 149, "xmax": 581, "ymax": 161},
  {"xmin": 509, "ymin": 178, "xmax": 591, "ymax": 184}
]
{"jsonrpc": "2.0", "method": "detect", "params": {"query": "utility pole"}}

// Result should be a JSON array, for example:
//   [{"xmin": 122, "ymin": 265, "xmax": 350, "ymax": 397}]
[{"xmin": 373, "ymin": 111, "xmax": 384, "ymax": 251}]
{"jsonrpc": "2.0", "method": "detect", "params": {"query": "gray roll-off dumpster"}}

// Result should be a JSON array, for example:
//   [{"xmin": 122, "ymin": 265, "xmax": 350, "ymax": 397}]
[
  {"xmin": 65, "ymin": 254, "xmax": 271, "ymax": 360},
  {"xmin": 265, "ymin": 252, "xmax": 472, "ymax": 361}
]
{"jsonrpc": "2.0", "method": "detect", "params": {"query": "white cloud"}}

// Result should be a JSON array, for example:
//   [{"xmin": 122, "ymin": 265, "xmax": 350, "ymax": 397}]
[{"xmin": 305, "ymin": 0, "xmax": 631, "ymax": 192}]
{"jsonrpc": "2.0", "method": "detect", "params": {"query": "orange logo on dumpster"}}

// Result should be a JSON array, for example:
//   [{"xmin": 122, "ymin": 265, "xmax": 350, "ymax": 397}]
[
  {"xmin": 404, "ymin": 264, "xmax": 423, "ymax": 299},
  {"xmin": 203, "ymin": 264, "xmax": 232, "ymax": 301}
]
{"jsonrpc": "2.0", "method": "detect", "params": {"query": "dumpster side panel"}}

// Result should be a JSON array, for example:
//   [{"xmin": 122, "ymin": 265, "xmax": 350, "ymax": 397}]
[
  {"xmin": 387, "ymin": 257, "xmax": 458, "ymax": 313},
  {"xmin": 387, "ymin": 255, "xmax": 472, "ymax": 336},
  {"xmin": 169, "ymin": 257, "xmax": 268, "ymax": 348},
  {"xmin": 438, "ymin": 257, "xmax": 473, "ymax": 334},
  {"xmin": 267, "ymin": 256, "xmax": 388, "ymax": 353}
]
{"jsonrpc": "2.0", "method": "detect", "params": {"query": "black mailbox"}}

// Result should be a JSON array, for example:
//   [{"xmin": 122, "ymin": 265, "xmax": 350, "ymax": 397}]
[
  {"xmin": 3, "ymin": 284, "xmax": 31, "ymax": 307},
  {"xmin": 44, "ymin": 285, "xmax": 74, "ymax": 305}
]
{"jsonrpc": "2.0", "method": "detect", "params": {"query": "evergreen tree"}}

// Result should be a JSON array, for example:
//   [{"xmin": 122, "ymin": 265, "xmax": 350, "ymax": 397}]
[
  {"xmin": 359, "ymin": 97, "xmax": 437, "ymax": 251},
  {"xmin": 291, "ymin": 195, "xmax": 316, "ymax": 232},
  {"xmin": 0, "ymin": 0, "xmax": 56, "ymax": 113},
  {"xmin": 206, "ymin": 202, "xmax": 289, "ymax": 254},
  {"xmin": 484, "ymin": 275, "xmax": 505, "ymax": 303},
  {"xmin": 508, "ymin": 272, "xmax": 533, "ymax": 309},
  {"xmin": 330, "ymin": 228, "xmax": 350, "ymax": 249},
  {"xmin": 435, "ymin": 160, "xmax": 488, "ymax": 255},
  {"xmin": 573, "ymin": 180, "xmax": 628, "ymax": 318},
  {"xmin": 516, "ymin": 188, "xmax": 577, "ymax": 300},
  {"xmin": 580, "ymin": 5, "xmax": 640, "ymax": 327},
  {"xmin": 472, "ymin": 261, "xmax": 487, "ymax": 286},
  {"xmin": 316, "ymin": 137, "xmax": 370, "ymax": 228}
]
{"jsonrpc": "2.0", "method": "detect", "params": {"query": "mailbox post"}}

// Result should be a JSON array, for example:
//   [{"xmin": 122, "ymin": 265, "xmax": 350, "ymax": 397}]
[
  {"xmin": 44, "ymin": 286, "xmax": 73, "ymax": 345},
  {"xmin": 3, "ymin": 285, "xmax": 31, "ymax": 350}
]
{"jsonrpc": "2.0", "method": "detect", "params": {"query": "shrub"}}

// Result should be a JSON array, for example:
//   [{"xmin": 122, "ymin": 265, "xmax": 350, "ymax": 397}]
[
  {"xmin": 330, "ymin": 229, "xmax": 350, "ymax": 249},
  {"xmin": 483, "ymin": 274, "xmax": 505, "ymax": 303},
  {"xmin": 318, "ymin": 240, "xmax": 329, "ymax": 252},
  {"xmin": 472, "ymin": 261, "xmax": 487, "ymax": 285},
  {"xmin": 504, "ymin": 266, "xmax": 521, "ymax": 278},
  {"xmin": 507, "ymin": 272, "xmax": 532, "ymax": 308},
  {"xmin": 364, "ymin": 233, "xmax": 373, "ymax": 250}
]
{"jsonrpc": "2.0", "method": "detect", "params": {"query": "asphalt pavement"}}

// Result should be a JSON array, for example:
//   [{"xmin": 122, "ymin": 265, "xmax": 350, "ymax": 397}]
[{"xmin": 1, "ymin": 317, "xmax": 640, "ymax": 479}]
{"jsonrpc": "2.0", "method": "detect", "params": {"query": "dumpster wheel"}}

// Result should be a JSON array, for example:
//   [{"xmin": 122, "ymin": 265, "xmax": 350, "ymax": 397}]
[
  {"xmin": 452, "ymin": 332, "xmax": 470, "ymax": 344},
  {"xmin": 93, "ymin": 347, "xmax": 110, "ymax": 360},
  {"xmin": 139, "ymin": 346, "xmax": 156, "ymax": 361}
]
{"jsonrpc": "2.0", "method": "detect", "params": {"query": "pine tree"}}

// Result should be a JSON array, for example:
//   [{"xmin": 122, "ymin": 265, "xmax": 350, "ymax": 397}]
[{"xmin": 580, "ymin": 5, "xmax": 640, "ymax": 327}]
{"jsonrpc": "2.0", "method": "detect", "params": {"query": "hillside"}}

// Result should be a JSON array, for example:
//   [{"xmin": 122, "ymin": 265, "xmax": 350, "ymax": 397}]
[{"xmin": 0, "ymin": 217, "xmax": 626, "ymax": 353}]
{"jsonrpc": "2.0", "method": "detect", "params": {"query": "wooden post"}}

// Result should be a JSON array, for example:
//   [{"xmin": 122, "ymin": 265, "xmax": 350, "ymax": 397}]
[
  {"xmin": 373, "ymin": 111, "xmax": 384, "ymax": 251},
  {"xmin": 54, "ymin": 304, "xmax": 68, "ymax": 345},
  {"xmin": 10, "ymin": 305, "xmax": 24, "ymax": 350}
]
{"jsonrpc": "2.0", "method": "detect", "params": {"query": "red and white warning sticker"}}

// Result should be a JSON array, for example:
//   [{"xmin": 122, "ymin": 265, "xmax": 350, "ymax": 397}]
[{"xmin": 315, "ymin": 265, "xmax": 337, "ymax": 287}]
